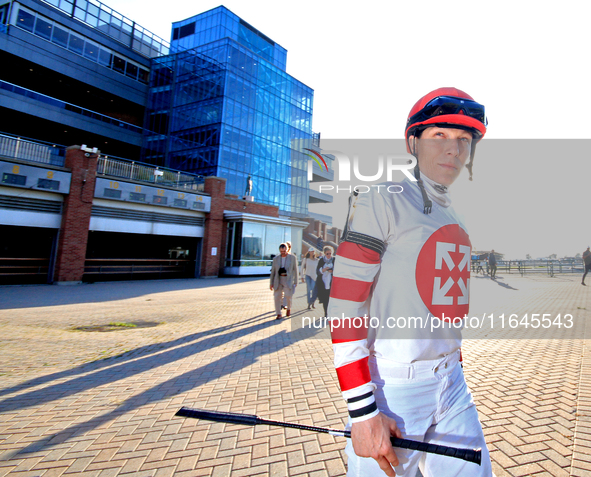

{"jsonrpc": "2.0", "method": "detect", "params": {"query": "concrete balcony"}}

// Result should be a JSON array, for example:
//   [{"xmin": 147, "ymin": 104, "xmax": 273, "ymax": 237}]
[
  {"xmin": 309, "ymin": 188, "xmax": 333, "ymax": 204},
  {"xmin": 308, "ymin": 158, "xmax": 334, "ymax": 182}
]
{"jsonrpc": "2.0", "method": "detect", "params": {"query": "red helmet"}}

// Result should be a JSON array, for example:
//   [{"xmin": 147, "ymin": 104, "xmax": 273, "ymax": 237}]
[{"xmin": 405, "ymin": 87, "xmax": 487, "ymax": 153}]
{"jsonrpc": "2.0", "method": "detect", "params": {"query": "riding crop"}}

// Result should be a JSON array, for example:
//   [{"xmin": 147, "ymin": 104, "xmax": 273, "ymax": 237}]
[{"xmin": 175, "ymin": 407, "xmax": 481, "ymax": 465}]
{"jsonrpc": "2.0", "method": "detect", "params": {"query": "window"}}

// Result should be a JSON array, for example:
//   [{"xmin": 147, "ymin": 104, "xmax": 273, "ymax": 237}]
[
  {"xmin": 264, "ymin": 224, "xmax": 285, "ymax": 260},
  {"xmin": 68, "ymin": 34, "xmax": 84, "ymax": 55},
  {"xmin": 2, "ymin": 173, "xmax": 26, "ymax": 186},
  {"xmin": 98, "ymin": 49, "xmax": 112, "ymax": 67},
  {"xmin": 113, "ymin": 55, "xmax": 125, "ymax": 73},
  {"xmin": 84, "ymin": 42, "xmax": 99, "ymax": 61},
  {"xmin": 14, "ymin": 7, "xmax": 149, "ymax": 84},
  {"xmin": 34, "ymin": 17, "xmax": 53, "ymax": 40},
  {"xmin": 16, "ymin": 9, "xmax": 35, "ymax": 32},
  {"xmin": 129, "ymin": 192, "xmax": 146, "ymax": 202},
  {"xmin": 138, "ymin": 68, "xmax": 149, "ymax": 84},
  {"xmin": 242, "ymin": 222, "xmax": 264, "ymax": 260},
  {"xmin": 52, "ymin": 25, "xmax": 69, "ymax": 47},
  {"xmin": 225, "ymin": 222, "xmax": 243, "ymax": 266},
  {"xmin": 179, "ymin": 22, "xmax": 195, "ymax": 39},
  {"xmin": 0, "ymin": 4, "xmax": 10, "ymax": 25},
  {"xmin": 37, "ymin": 178, "xmax": 60, "ymax": 190},
  {"xmin": 104, "ymin": 188, "xmax": 121, "ymax": 198},
  {"xmin": 125, "ymin": 62, "xmax": 138, "ymax": 80}
]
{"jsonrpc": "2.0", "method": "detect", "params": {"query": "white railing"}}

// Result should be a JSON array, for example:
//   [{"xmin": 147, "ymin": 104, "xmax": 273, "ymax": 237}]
[
  {"xmin": 475, "ymin": 259, "xmax": 584, "ymax": 277},
  {"xmin": 0, "ymin": 134, "xmax": 65, "ymax": 166},
  {"xmin": 97, "ymin": 156, "xmax": 204, "ymax": 191}
]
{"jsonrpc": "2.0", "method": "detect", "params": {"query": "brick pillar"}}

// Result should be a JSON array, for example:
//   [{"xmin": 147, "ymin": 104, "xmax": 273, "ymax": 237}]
[
  {"xmin": 320, "ymin": 222, "xmax": 327, "ymax": 241},
  {"xmin": 315, "ymin": 220, "xmax": 322, "ymax": 237},
  {"xmin": 335, "ymin": 227, "xmax": 342, "ymax": 244},
  {"xmin": 53, "ymin": 146, "xmax": 99, "ymax": 284},
  {"xmin": 201, "ymin": 176, "xmax": 226, "ymax": 278}
]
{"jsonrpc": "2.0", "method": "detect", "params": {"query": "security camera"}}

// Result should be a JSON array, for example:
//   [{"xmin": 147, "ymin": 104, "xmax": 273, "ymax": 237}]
[
  {"xmin": 84, "ymin": 153, "xmax": 90, "ymax": 157},
  {"xmin": 81, "ymin": 145, "xmax": 98, "ymax": 154}
]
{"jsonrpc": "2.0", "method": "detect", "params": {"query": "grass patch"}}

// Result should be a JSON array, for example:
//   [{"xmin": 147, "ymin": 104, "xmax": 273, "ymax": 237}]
[{"xmin": 73, "ymin": 321, "xmax": 162, "ymax": 332}]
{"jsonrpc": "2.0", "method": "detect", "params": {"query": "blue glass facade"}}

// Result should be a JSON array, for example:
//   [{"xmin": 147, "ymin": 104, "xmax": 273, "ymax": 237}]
[
  {"xmin": 142, "ymin": 50, "xmax": 225, "ymax": 178},
  {"xmin": 171, "ymin": 7, "xmax": 286, "ymax": 70},
  {"xmin": 12, "ymin": 5, "xmax": 151, "ymax": 84},
  {"xmin": 142, "ymin": 6, "xmax": 313, "ymax": 217}
]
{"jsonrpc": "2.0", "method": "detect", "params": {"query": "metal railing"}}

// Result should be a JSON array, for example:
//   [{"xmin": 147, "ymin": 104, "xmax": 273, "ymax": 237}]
[
  {"xmin": 312, "ymin": 132, "xmax": 321, "ymax": 148},
  {"xmin": 0, "ymin": 258, "xmax": 50, "ymax": 277},
  {"xmin": 303, "ymin": 231, "xmax": 325, "ymax": 251},
  {"xmin": 473, "ymin": 259, "xmax": 584, "ymax": 277},
  {"xmin": 307, "ymin": 211, "xmax": 333, "ymax": 225},
  {"xmin": 0, "ymin": 132, "xmax": 206, "ymax": 192},
  {"xmin": 84, "ymin": 258, "xmax": 195, "ymax": 278},
  {"xmin": 40, "ymin": 0, "xmax": 170, "ymax": 58},
  {"xmin": 224, "ymin": 259, "xmax": 273, "ymax": 267},
  {"xmin": 97, "ymin": 155, "xmax": 205, "ymax": 191},
  {"xmin": 0, "ymin": 133, "xmax": 66, "ymax": 166},
  {"xmin": 1, "ymin": 80, "xmax": 143, "ymax": 134}
]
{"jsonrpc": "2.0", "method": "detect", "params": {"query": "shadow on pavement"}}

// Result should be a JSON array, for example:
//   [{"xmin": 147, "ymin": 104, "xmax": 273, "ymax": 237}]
[
  {"xmin": 472, "ymin": 275, "xmax": 519, "ymax": 290},
  {"xmin": 489, "ymin": 277, "xmax": 519, "ymax": 290},
  {"xmin": 0, "ymin": 309, "xmax": 297, "ymax": 456},
  {"xmin": 0, "ymin": 277, "xmax": 265, "ymax": 310},
  {"xmin": 0, "ymin": 312, "xmax": 272, "ymax": 398},
  {"xmin": 7, "ymin": 326, "xmax": 293, "ymax": 457}
]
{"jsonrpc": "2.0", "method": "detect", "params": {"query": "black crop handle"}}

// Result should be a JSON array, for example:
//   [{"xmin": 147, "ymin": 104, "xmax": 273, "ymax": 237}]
[{"xmin": 391, "ymin": 437, "xmax": 481, "ymax": 465}]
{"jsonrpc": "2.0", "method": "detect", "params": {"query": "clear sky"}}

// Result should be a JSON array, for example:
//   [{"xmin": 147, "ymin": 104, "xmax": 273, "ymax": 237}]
[{"xmin": 106, "ymin": 0, "xmax": 590, "ymax": 259}]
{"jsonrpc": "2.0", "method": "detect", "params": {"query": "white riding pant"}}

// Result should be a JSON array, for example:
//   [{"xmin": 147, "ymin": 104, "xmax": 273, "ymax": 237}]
[{"xmin": 345, "ymin": 350, "xmax": 494, "ymax": 477}]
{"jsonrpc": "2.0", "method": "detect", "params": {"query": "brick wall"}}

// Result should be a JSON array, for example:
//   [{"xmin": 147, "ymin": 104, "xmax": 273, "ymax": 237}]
[
  {"xmin": 53, "ymin": 146, "xmax": 98, "ymax": 283},
  {"xmin": 303, "ymin": 217, "xmax": 315, "ymax": 233},
  {"xmin": 222, "ymin": 197, "xmax": 279, "ymax": 217},
  {"xmin": 201, "ymin": 176, "xmax": 279, "ymax": 277},
  {"xmin": 201, "ymin": 177, "xmax": 226, "ymax": 277}
]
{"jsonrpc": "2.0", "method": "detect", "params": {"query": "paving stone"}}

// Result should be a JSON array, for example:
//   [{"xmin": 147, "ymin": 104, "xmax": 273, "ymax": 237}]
[{"xmin": 0, "ymin": 275, "xmax": 589, "ymax": 476}]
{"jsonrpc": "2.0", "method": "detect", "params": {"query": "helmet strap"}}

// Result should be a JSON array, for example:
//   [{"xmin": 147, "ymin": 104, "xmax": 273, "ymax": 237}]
[
  {"xmin": 407, "ymin": 133, "xmax": 418, "ymax": 158},
  {"xmin": 413, "ymin": 163, "xmax": 433, "ymax": 215},
  {"xmin": 466, "ymin": 142, "xmax": 477, "ymax": 181},
  {"xmin": 409, "ymin": 134, "xmax": 433, "ymax": 214}
]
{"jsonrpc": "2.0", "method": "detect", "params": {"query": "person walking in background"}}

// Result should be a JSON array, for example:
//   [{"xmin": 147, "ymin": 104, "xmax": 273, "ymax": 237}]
[
  {"xmin": 488, "ymin": 249, "xmax": 497, "ymax": 279},
  {"xmin": 282, "ymin": 241, "xmax": 297, "ymax": 309},
  {"xmin": 582, "ymin": 246, "xmax": 591, "ymax": 285},
  {"xmin": 476, "ymin": 257, "xmax": 485, "ymax": 274},
  {"xmin": 316, "ymin": 246, "xmax": 335, "ymax": 317},
  {"xmin": 270, "ymin": 243, "xmax": 297, "ymax": 319},
  {"xmin": 301, "ymin": 248, "xmax": 319, "ymax": 309}
]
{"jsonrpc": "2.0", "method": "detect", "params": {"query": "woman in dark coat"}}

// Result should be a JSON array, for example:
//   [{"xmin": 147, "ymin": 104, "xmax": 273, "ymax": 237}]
[{"xmin": 315, "ymin": 246, "xmax": 335, "ymax": 317}]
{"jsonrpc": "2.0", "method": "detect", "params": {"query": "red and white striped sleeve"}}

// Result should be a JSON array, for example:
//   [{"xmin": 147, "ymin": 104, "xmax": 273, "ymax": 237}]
[{"xmin": 328, "ymin": 190, "xmax": 394, "ymax": 423}]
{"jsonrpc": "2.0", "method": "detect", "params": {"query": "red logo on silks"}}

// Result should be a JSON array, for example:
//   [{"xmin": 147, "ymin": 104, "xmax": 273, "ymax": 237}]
[{"xmin": 416, "ymin": 224, "xmax": 471, "ymax": 322}]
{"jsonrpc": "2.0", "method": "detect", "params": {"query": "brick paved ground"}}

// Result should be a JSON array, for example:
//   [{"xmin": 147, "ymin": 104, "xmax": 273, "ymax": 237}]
[{"xmin": 0, "ymin": 272, "xmax": 589, "ymax": 476}]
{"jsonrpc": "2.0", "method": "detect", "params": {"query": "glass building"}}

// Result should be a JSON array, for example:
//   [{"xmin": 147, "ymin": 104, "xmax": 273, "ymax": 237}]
[
  {"xmin": 224, "ymin": 212, "xmax": 304, "ymax": 275},
  {"xmin": 1, "ymin": 0, "xmax": 323, "ymax": 277},
  {"xmin": 142, "ymin": 6, "xmax": 314, "ymax": 218}
]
